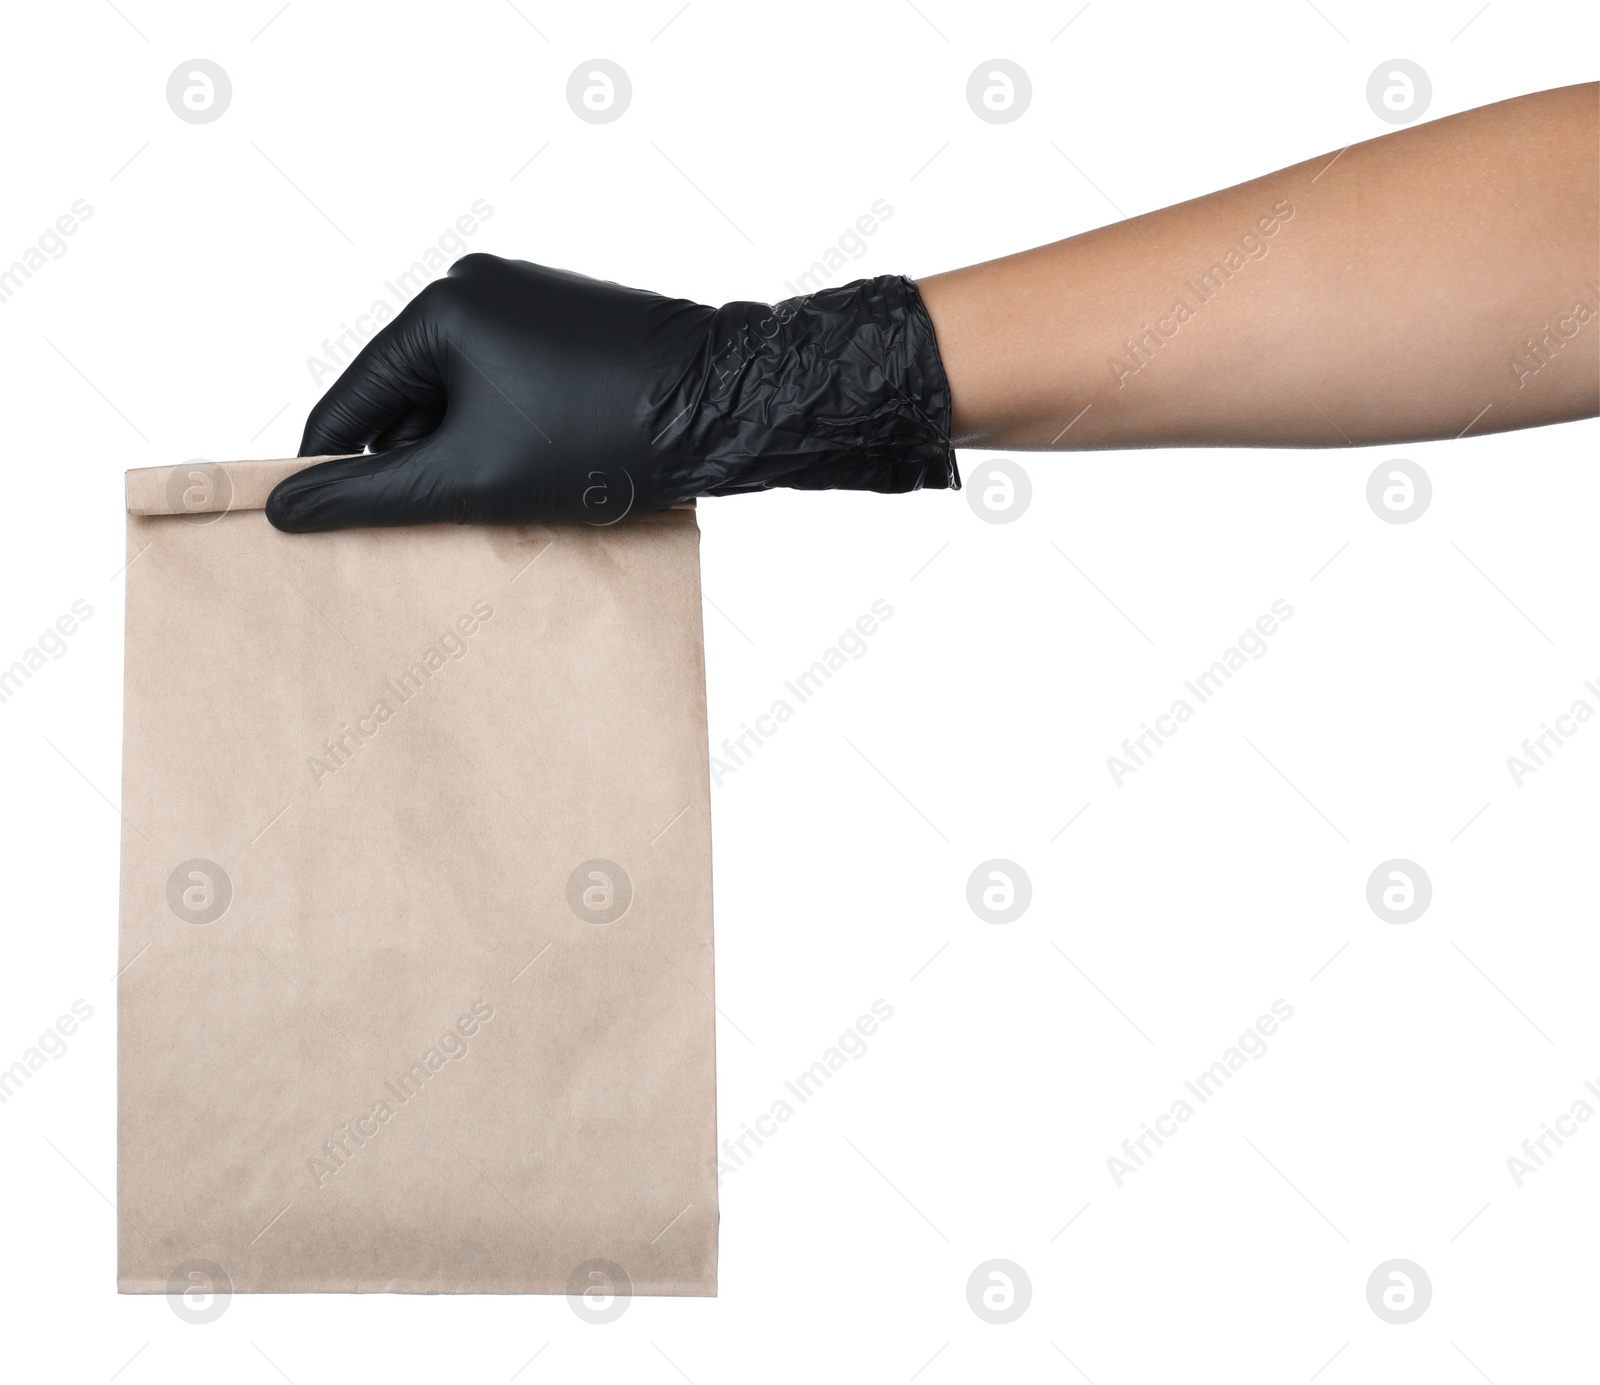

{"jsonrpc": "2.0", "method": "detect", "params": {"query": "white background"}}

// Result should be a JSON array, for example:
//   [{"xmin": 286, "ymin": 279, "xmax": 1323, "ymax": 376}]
[{"xmin": 1, "ymin": 1, "xmax": 1596, "ymax": 1381}]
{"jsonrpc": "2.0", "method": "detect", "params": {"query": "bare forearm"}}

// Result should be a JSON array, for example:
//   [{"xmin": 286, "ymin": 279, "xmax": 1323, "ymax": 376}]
[{"xmin": 918, "ymin": 83, "xmax": 1599, "ymax": 450}]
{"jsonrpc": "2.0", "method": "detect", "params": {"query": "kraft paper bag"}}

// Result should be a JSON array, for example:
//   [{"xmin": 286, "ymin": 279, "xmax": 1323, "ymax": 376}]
[{"xmin": 117, "ymin": 457, "xmax": 717, "ymax": 1296}]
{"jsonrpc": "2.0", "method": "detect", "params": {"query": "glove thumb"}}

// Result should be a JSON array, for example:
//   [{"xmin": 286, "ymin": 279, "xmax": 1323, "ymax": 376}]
[{"xmin": 266, "ymin": 440, "xmax": 456, "ymax": 532}]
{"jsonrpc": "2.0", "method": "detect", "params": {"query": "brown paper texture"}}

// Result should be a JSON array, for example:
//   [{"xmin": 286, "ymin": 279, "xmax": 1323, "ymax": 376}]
[{"xmin": 118, "ymin": 458, "xmax": 717, "ymax": 1295}]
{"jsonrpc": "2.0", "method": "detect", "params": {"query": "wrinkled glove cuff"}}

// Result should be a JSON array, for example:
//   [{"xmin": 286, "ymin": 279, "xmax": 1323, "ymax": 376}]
[{"xmin": 662, "ymin": 274, "xmax": 960, "ymax": 499}]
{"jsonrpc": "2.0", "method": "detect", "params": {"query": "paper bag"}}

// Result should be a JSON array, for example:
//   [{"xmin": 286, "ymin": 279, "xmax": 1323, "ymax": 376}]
[{"xmin": 117, "ymin": 457, "xmax": 717, "ymax": 1296}]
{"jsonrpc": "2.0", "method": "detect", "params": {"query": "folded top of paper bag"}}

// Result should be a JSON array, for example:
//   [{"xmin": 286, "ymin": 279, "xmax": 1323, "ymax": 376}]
[
  {"xmin": 126, "ymin": 458, "xmax": 696, "ymax": 518},
  {"xmin": 125, "ymin": 457, "xmax": 350, "ymax": 515}
]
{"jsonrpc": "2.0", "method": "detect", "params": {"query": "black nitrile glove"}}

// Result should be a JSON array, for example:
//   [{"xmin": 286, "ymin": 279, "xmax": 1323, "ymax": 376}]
[{"xmin": 266, "ymin": 253, "xmax": 958, "ymax": 531}]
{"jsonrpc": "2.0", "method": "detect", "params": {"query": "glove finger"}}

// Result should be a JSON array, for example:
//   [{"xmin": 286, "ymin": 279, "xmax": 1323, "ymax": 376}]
[
  {"xmin": 266, "ymin": 437, "xmax": 459, "ymax": 532},
  {"xmin": 298, "ymin": 304, "xmax": 448, "ymax": 457},
  {"xmin": 373, "ymin": 402, "xmax": 447, "ymax": 452}
]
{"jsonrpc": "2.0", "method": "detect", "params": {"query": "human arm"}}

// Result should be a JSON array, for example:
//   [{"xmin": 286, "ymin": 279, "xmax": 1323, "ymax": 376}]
[
  {"xmin": 267, "ymin": 84, "xmax": 1597, "ymax": 533},
  {"xmin": 917, "ymin": 82, "xmax": 1598, "ymax": 450}
]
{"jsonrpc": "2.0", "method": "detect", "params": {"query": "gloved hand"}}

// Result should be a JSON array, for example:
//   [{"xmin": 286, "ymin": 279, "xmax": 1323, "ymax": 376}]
[{"xmin": 266, "ymin": 253, "xmax": 958, "ymax": 531}]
